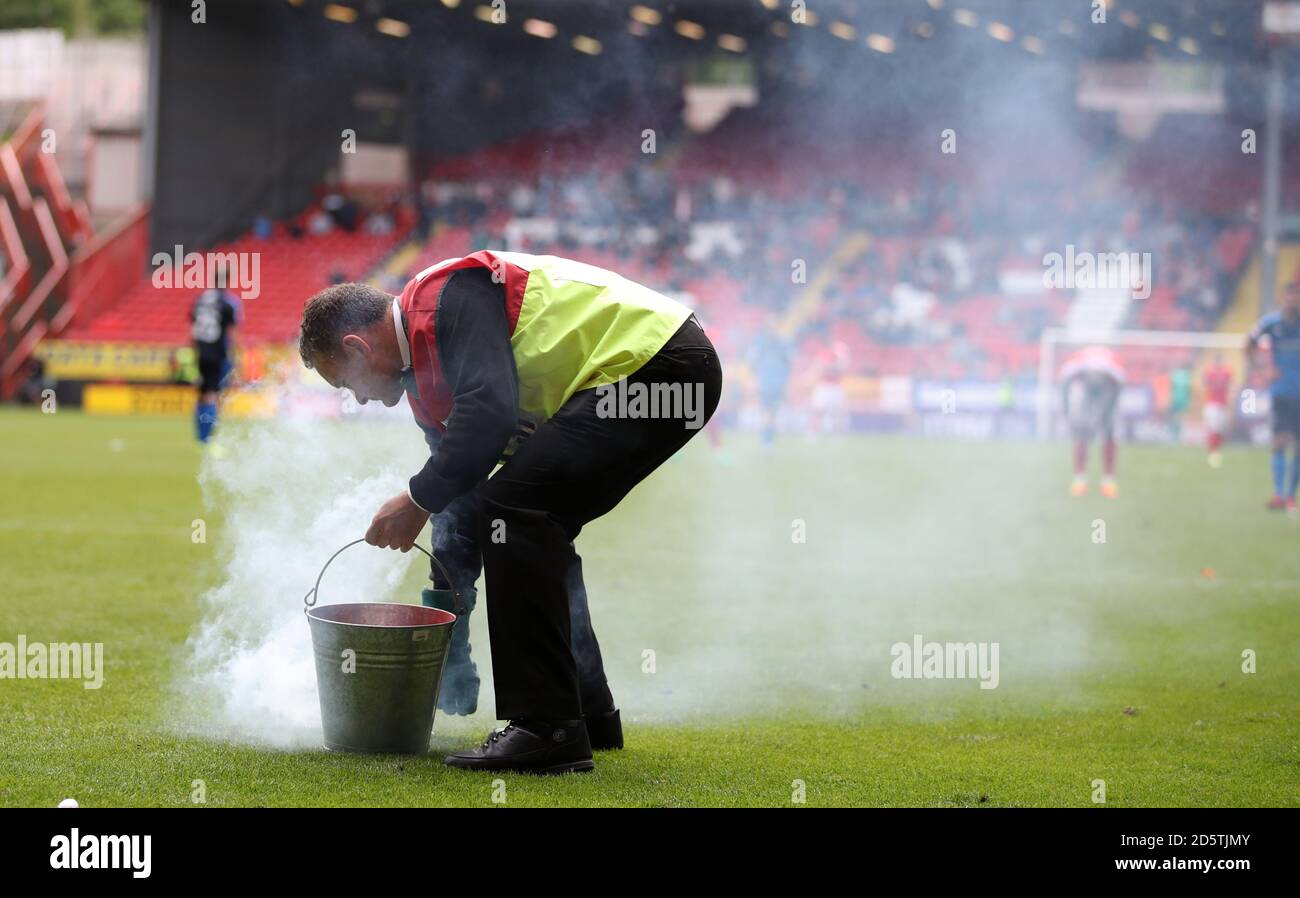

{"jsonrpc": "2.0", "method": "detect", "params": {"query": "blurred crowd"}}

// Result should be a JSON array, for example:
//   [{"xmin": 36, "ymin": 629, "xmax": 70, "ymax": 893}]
[
  {"xmin": 385, "ymin": 155, "xmax": 1252, "ymax": 387},
  {"xmin": 258, "ymin": 121, "xmax": 1255, "ymax": 397}
]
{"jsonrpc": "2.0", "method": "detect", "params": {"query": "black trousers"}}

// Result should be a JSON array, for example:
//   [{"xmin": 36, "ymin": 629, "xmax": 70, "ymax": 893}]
[
  {"xmin": 421, "ymin": 478, "xmax": 610, "ymax": 714},
  {"xmin": 478, "ymin": 315, "xmax": 723, "ymax": 719}
]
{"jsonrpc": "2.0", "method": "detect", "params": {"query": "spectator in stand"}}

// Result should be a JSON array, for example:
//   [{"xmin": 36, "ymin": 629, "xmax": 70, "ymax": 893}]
[
  {"xmin": 415, "ymin": 181, "xmax": 437, "ymax": 239},
  {"xmin": 323, "ymin": 191, "xmax": 359, "ymax": 232},
  {"xmin": 364, "ymin": 209, "xmax": 395, "ymax": 236},
  {"xmin": 307, "ymin": 208, "xmax": 333, "ymax": 235},
  {"xmin": 252, "ymin": 212, "xmax": 273, "ymax": 241}
]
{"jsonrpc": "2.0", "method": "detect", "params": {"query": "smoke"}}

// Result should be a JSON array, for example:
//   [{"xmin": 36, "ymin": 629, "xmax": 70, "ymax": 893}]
[
  {"xmin": 174, "ymin": 404, "xmax": 1099, "ymax": 746},
  {"xmin": 570, "ymin": 439, "xmax": 1099, "ymax": 723},
  {"xmin": 176, "ymin": 410, "xmax": 439, "ymax": 749}
]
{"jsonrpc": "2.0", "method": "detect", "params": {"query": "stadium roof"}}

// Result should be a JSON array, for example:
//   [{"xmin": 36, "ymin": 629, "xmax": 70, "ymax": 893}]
[{"xmin": 263, "ymin": 0, "xmax": 1283, "ymax": 66}]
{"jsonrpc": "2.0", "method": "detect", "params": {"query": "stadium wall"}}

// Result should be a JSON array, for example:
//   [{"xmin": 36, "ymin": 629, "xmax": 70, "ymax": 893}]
[
  {"xmin": 148, "ymin": 0, "xmax": 361, "ymax": 254},
  {"xmin": 146, "ymin": 0, "xmax": 678, "ymax": 254}
]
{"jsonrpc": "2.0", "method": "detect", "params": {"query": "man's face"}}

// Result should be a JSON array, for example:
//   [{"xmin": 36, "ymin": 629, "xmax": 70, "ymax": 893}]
[{"xmin": 313, "ymin": 344, "xmax": 404, "ymax": 408}]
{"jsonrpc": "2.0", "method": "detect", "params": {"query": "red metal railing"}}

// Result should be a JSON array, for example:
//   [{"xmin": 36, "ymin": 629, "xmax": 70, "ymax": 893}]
[
  {"xmin": 32, "ymin": 151, "xmax": 93, "ymax": 248},
  {"xmin": 0, "ymin": 199, "xmax": 67, "ymax": 394},
  {"xmin": 0, "ymin": 104, "xmax": 150, "ymax": 398},
  {"xmin": 0, "ymin": 199, "xmax": 31, "ymax": 308},
  {"xmin": 57, "ymin": 203, "xmax": 150, "ymax": 333}
]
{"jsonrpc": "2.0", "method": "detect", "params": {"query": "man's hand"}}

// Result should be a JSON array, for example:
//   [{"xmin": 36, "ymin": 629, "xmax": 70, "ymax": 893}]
[{"xmin": 366, "ymin": 492, "xmax": 428, "ymax": 552}]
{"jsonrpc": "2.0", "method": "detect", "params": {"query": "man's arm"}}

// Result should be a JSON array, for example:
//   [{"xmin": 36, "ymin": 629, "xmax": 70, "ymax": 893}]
[
  {"xmin": 407, "ymin": 267, "xmax": 519, "ymax": 514},
  {"xmin": 1245, "ymin": 315, "xmax": 1273, "ymax": 373},
  {"xmin": 222, "ymin": 296, "xmax": 239, "ymax": 350}
]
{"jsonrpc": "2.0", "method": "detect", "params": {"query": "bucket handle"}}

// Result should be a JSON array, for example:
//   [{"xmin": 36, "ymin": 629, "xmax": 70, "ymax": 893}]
[{"xmin": 303, "ymin": 538, "xmax": 465, "ymax": 615}]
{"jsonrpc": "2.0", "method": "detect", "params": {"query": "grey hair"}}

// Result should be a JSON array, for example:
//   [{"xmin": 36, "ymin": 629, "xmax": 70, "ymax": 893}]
[{"xmin": 298, "ymin": 283, "xmax": 391, "ymax": 368}]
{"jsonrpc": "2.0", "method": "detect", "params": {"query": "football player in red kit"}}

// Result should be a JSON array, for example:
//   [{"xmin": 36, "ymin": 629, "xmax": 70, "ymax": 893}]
[
  {"xmin": 1202, "ymin": 354, "xmax": 1233, "ymax": 468},
  {"xmin": 1061, "ymin": 346, "xmax": 1126, "ymax": 499}
]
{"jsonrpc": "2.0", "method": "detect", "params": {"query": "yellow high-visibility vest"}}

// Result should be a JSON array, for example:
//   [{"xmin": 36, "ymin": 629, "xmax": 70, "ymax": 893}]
[{"xmin": 398, "ymin": 250, "xmax": 694, "ymax": 431}]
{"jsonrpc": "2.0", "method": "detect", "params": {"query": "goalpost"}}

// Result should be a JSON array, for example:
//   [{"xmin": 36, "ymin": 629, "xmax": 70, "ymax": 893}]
[{"xmin": 1035, "ymin": 327, "xmax": 1251, "ymax": 441}]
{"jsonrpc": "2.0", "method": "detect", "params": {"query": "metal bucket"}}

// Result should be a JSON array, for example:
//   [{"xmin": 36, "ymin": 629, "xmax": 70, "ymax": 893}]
[{"xmin": 303, "ymin": 540, "xmax": 465, "ymax": 754}]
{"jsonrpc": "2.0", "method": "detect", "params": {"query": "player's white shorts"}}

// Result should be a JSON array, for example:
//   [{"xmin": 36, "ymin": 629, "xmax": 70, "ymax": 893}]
[
  {"xmin": 1203, "ymin": 402, "xmax": 1227, "ymax": 434},
  {"xmin": 811, "ymin": 382, "xmax": 845, "ymax": 413}
]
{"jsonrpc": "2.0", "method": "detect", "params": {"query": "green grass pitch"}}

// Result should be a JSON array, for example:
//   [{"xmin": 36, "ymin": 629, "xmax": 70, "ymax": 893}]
[{"xmin": 1, "ymin": 406, "xmax": 1297, "ymax": 807}]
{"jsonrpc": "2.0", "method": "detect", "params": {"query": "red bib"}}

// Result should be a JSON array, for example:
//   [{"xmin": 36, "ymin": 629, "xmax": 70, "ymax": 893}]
[{"xmin": 397, "ymin": 250, "xmax": 527, "ymax": 432}]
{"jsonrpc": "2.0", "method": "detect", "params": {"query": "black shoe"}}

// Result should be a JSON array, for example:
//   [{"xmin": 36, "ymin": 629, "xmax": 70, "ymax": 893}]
[
  {"xmin": 585, "ymin": 708, "xmax": 623, "ymax": 751},
  {"xmin": 444, "ymin": 720, "xmax": 595, "ymax": 775}
]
